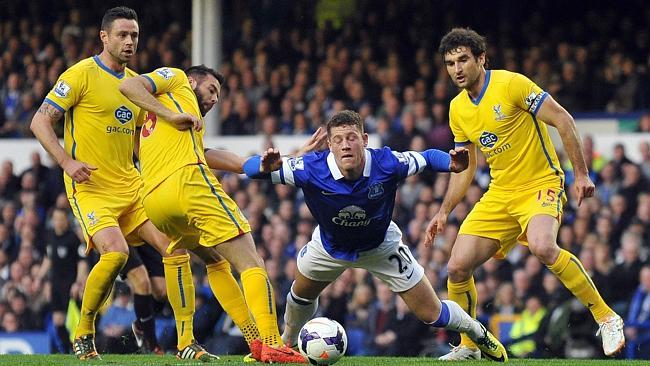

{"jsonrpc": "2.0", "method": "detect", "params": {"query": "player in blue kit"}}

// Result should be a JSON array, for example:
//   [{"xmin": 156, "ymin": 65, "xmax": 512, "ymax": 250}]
[{"xmin": 243, "ymin": 110, "xmax": 508, "ymax": 361}]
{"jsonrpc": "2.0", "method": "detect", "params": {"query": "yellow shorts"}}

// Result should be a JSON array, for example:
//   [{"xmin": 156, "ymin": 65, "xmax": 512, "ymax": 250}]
[
  {"xmin": 458, "ymin": 185, "xmax": 566, "ymax": 259},
  {"xmin": 143, "ymin": 164, "xmax": 251, "ymax": 253},
  {"xmin": 68, "ymin": 185, "xmax": 148, "ymax": 252}
]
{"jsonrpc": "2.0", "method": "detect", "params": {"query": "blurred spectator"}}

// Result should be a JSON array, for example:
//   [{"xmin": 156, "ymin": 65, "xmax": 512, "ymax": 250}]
[
  {"xmin": 639, "ymin": 142, "xmax": 650, "ymax": 180},
  {"xmin": 625, "ymin": 265, "xmax": 650, "ymax": 359},
  {"xmin": 371, "ymin": 296, "xmax": 430, "ymax": 356},
  {"xmin": 97, "ymin": 282, "xmax": 137, "ymax": 354},
  {"xmin": 1, "ymin": 310, "xmax": 19, "ymax": 333},
  {"xmin": 509, "ymin": 295, "xmax": 547, "ymax": 358},
  {"xmin": 638, "ymin": 114, "xmax": 650, "ymax": 133},
  {"xmin": 610, "ymin": 231, "xmax": 645, "ymax": 315}
]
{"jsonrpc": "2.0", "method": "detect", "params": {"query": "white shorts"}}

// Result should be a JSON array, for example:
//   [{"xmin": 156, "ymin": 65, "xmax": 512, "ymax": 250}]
[{"xmin": 296, "ymin": 221, "xmax": 424, "ymax": 292}]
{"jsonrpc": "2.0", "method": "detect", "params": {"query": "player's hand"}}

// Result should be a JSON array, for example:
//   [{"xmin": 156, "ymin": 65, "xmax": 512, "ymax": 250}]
[
  {"xmin": 62, "ymin": 157, "xmax": 97, "ymax": 183},
  {"xmin": 260, "ymin": 147, "xmax": 282, "ymax": 172},
  {"xmin": 449, "ymin": 147, "xmax": 469, "ymax": 173},
  {"xmin": 296, "ymin": 127, "xmax": 327, "ymax": 157},
  {"xmin": 424, "ymin": 211, "xmax": 448, "ymax": 248},
  {"xmin": 170, "ymin": 112, "xmax": 202, "ymax": 131},
  {"xmin": 574, "ymin": 173, "xmax": 595, "ymax": 206}
]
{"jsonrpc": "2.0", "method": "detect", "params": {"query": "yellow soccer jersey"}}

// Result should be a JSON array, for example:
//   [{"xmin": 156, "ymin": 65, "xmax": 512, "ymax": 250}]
[
  {"xmin": 137, "ymin": 67, "xmax": 206, "ymax": 196},
  {"xmin": 45, "ymin": 56, "xmax": 142, "ymax": 193},
  {"xmin": 449, "ymin": 69, "xmax": 565, "ymax": 191}
]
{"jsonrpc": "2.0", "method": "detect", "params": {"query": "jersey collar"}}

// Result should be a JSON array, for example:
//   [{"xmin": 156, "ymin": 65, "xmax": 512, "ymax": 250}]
[
  {"xmin": 469, "ymin": 69, "xmax": 491, "ymax": 105},
  {"xmin": 327, "ymin": 149, "xmax": 372, "ymax": 180},
  {"xmin": 93, "ymin": 55, "xmax": 125, "ymax": 79}
]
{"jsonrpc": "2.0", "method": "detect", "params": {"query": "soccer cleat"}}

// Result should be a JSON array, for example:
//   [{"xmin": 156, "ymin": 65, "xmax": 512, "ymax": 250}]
[
  {"xmin": 176, "ymin": 341, "xmax": 220, "ymax": 362},
  {"xmin": 597, "ymin": 315, "xmax": 625, "ymax": 356},
  {"xmin": 132, "ymin": 321, "xmax": 163, "ymax": 355},
  {"xmin": 244, "ymin": 338, "xmax": 263, "ymax": 362},
  {"xmin": 132, "ymin": 321, "xmax": 145, "ymax": 348},
  {"xmin": 261, "ymin": 343, "xmax": 308, "ymax": 363},
  {"xmin": 472, "ymin": 324, "xmax": 508, "ymax": 362},
  {"xmin": 73, "ymin": 334, "xmax": 101, "ymax": 360},
  {"xmin": 438, "ymin": 345, "xmax": 481, "ymax": 360}
]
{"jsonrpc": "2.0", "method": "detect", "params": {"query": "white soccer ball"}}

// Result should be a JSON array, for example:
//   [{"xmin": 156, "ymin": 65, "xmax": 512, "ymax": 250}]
[{"xmin": 298, "ymin": 317, "xmax": 347, "ymax": 365}]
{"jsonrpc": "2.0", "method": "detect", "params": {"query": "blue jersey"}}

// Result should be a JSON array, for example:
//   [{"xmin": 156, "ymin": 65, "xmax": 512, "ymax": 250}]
[{"xmin": 270, "ymin": 147, "xmax": 447, "ymax": 261}]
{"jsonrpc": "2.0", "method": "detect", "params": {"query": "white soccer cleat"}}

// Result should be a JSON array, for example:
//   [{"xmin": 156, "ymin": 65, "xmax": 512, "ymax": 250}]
[
  {"xmin": 438, "ymin": 345, "xmax": 481, "ymax": 360},
  {"xmin": 597, "ymin": 315, "xmax": 625, "ymax": 356}
]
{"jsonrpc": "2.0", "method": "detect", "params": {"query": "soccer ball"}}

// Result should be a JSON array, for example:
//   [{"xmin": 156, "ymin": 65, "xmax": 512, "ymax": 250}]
[{"xmin": 298, "ymin": 317, "xmax": 347, "ymax": 365}]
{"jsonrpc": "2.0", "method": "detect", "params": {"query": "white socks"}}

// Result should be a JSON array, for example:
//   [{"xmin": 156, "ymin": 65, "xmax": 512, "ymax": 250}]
[
  {"xmin": 441, "ymin": 299, "xmax": 483, "ymax": 339},
  {"xmin": 281, "ymin": 286, "xmax": 318, "ymax": 346}
]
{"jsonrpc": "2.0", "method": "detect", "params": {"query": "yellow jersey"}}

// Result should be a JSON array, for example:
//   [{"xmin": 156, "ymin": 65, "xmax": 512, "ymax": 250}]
[
  {"xmin": 449, "ymin": 69, "xmax": 564, "ymax": 191},
  {"xmin": 137, "ymin": 67, "xmax": 206, "ymax": 196},
  {"xmin": 45, "ymin": 56, "xmax": 142, "ymax": 193}
]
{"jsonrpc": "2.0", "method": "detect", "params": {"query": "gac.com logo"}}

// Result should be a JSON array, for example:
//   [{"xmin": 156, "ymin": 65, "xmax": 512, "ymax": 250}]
[
  {"xmin": 331, "ymin": 205, "xmax": 372, "ymax": 227},
  {"xmin": 479, "ymin": 131, "xmax": 498, "ymax": 148},
  {"xmin": 115, "ymin": 106, "xmax": 133, "ymax": 125}
]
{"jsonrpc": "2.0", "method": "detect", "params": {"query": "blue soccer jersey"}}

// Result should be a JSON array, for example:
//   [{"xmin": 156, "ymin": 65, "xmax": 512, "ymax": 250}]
[{"xmin": 268, "ymin": 147, "xmax": 448, "ymax": 261}]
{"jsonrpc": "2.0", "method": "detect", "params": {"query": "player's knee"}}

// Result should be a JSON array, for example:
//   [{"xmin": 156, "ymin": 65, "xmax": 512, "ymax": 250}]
[
  {"xmin": 447, "ymin": 260, "xmax": 472, "ymax": 283},
  {"xmin": 529, "ymin": 241, "xmax": 560, "ymax": 264}
]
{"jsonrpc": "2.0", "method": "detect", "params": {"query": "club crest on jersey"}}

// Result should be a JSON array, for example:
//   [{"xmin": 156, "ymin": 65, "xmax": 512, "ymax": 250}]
[
  {"xmin": 156, "ymin": 67, "xmax": 174, "ymax": 80},
  {"xmin": 115, "ymin": 106, "xmax": 133, "ymax": 125},
  {"xmin": 493, "ymin": 104, "xmax": 506, "ymax": 121},
  {"xmin": 87, "ymin": 211, "xmax": 98, "ymax": 227},
  {"xmin": 332, "ymin": 205, "xmax": 371, "ymax": 227},
  {"xmin": 54, "ymin": 80, "xmax": 71, "ymax": 98},
  {"xmin": 368, "ymin": 182, "xmax": 384, "ymax": 199},
  {"xmin": 288, "ymin": 157, "xmax": 304, "ymax": 171},
  {"xmin": 479, "ymin": 131, "xmax": 498, "ymax": 149}
]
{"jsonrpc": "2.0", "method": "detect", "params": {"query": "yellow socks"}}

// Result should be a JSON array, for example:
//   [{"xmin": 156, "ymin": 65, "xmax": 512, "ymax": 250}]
[
  {"xmin": 547, "ymin": 249, "xmax": 614, "ymax": 323},
  {"xmin": 447, "ymin": 277, "xmax": 478, "ymax": 348},
  {"xmin": 206, "ymin": 260, "xmax": 260, "ymax": 345},
  {"xmin": 163, "ymin": 254, "xmax": 195, "ymax": 350},
  {"xmin": 241, "ymin": 267, "xmax": 281, "ymax": 346},
  {"xmin": 75, "ymin": 251, "xmax": 128, "ymax": 338}
]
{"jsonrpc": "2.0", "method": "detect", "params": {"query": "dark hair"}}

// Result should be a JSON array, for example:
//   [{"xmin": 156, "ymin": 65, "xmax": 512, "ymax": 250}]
[
  {"xmin": 101, "ymin": 6, "xmax": 138, "ymax": 31},
  {"xmin": 326, "ymin": 110, "xmax": 364, "ymax": 135},
  {"xmin": 439, "ymin": 27, "xmax": 487, "ymax": 60},
  {"xmin": 185, "ymin": 65, "xmax": 225, "ymax": 86}
]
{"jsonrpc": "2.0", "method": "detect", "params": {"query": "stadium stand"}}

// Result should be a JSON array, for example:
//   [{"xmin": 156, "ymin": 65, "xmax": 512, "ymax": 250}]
[{"xmin": 0, "ymin": 0, "xmax": 648, "ymax": 359}]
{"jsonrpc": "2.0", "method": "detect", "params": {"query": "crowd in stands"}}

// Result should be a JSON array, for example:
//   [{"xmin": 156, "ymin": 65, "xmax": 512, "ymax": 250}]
[{"xmin": 0, "ymin": 0, "xmax": 649, "ymax": 359}]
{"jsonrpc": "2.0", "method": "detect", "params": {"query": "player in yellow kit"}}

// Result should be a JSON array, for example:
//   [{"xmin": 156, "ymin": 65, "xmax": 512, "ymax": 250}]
[
  {"xmin": 424, "ymin": 28, "xmax": 625, "ymax": 360},
  {"xmin": 29, "ymin": 7, "xmax": 217, "ymax": 361},
  {"xmin": 119, "ymin": 65, "xmax": 307, "ymax": 363}
]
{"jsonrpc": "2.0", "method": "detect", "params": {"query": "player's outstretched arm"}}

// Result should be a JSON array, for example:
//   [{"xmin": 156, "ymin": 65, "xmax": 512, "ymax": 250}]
[
  {"xmin": 204, "ymin": 148, "xmax": 246, "ymax": 173},
  {"xmin": 535, "ymin": 95, "xmax": 594, "ymax": 206},
  {"xmin": 30, "ymin": 102, "xmax": 97, "ymax": 183},
  {"xmin": 119, "ymin": 76, "xmax": 201, "ymax": 131},
  {"xmin": 424, "ymin": 144, "xmax": 477, "ymax": 247}
]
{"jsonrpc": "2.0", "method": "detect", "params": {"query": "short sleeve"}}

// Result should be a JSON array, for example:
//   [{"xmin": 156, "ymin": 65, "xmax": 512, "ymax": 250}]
[
  {"xmin": 449, "ymin": 106, "xmax": 470, "ymax": 147},
  {"xmin": 388, "ymin": 149, "xmax": 427, "ymax": 180},
  {"xmin": 141, "ymin": 67, "xmax": 186, "ymax": 95},
  {"xmin": 45, "ymin": 67, "xmax": 85, "ymax": 113},
  {"xmin": 508, "ymin": 73, "xmax": 548, "ymax": 116},
  {"xmin": 270, "ymin": 156, "xmax": 307, "ymax": 187}
]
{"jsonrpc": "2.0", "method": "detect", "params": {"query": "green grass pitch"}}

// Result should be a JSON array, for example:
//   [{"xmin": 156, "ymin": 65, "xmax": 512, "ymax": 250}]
[{"xmin": 0, "ymin": 355, "xmax": 641, "ymax": 366}]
